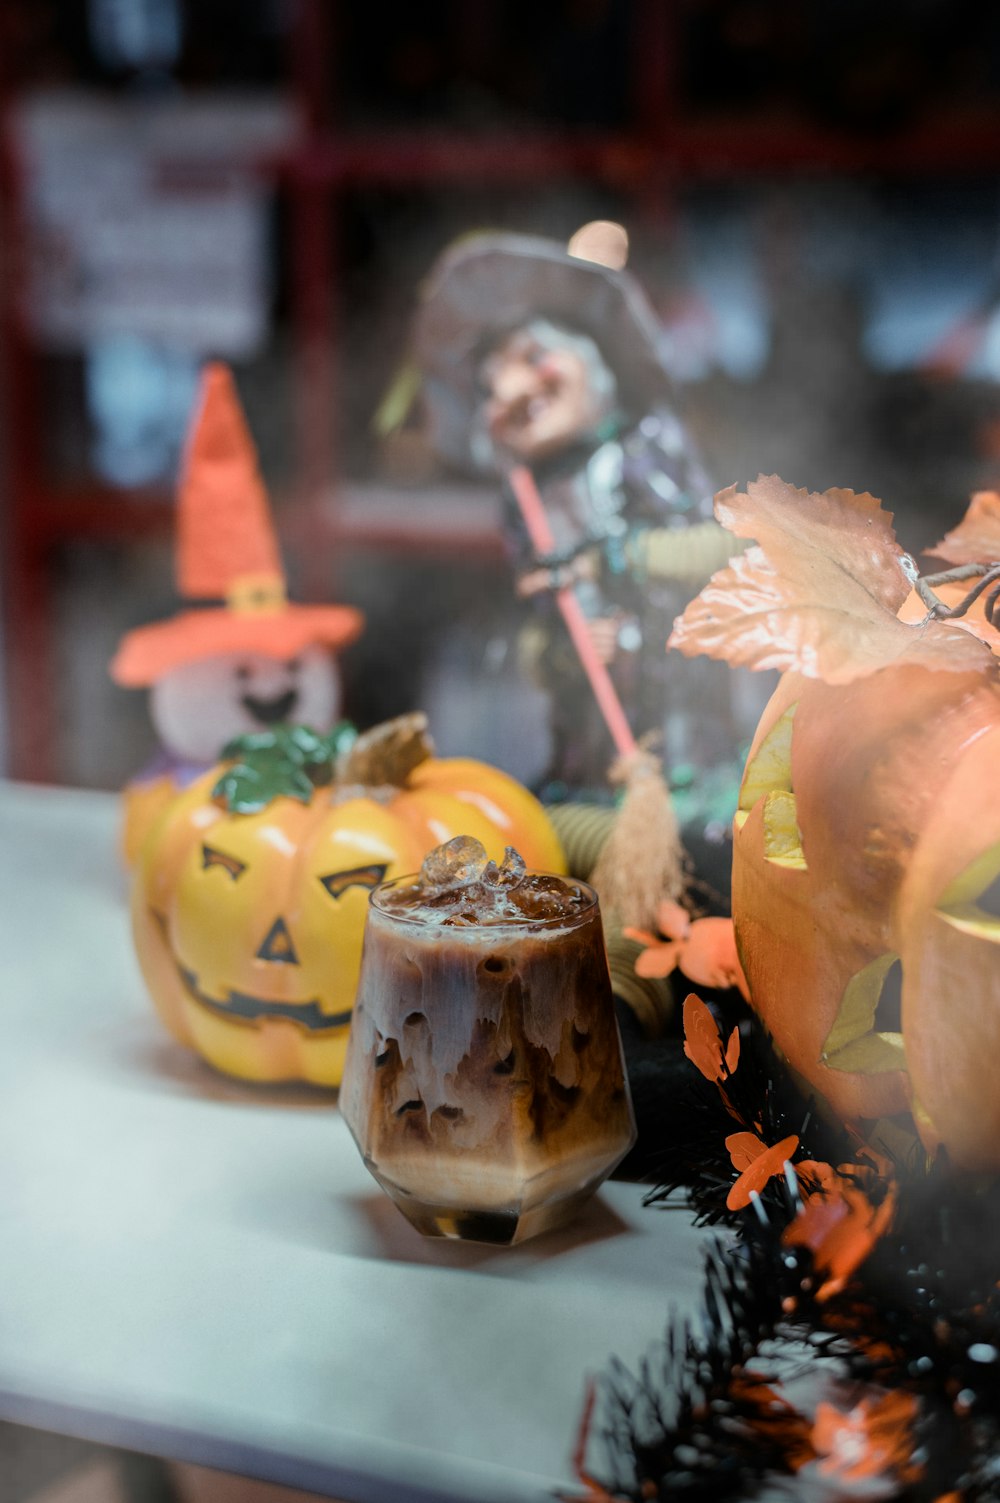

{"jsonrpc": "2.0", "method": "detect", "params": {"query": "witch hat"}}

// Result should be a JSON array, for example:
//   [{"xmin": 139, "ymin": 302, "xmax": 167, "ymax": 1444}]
[
  {"xmin": 111, "ymin": 364, "xmax": 363, "ymax": 686},
  {"xmin": 411, "ymin": 228, "xmax": 679, "ymax": 470}
]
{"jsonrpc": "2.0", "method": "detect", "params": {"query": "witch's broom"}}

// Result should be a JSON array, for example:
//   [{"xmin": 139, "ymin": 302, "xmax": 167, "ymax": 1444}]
[{"xmin": 508, "ymin": 465, "xmax": 684, "ymax": 930}]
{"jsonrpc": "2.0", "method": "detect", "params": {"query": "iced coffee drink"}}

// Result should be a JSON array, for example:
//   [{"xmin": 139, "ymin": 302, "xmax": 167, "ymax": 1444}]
[{"xmin": 340, "ymin": 837, "xmax": 636, "ymax": 1245}]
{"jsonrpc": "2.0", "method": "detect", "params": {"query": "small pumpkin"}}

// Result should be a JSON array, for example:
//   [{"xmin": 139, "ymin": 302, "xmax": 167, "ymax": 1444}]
[
  {"xmin": 122, "ymin": 772, "xmax": 179, "ymax": 867},
  {"xmin": 131, "ymin": 715, "xmax": 566, "ymax": 1085}
]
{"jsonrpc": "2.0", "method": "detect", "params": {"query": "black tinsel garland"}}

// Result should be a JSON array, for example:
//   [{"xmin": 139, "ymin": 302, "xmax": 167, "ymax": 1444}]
[{"xmin": 582, "ymin": 1010, "xmax": 1000, "ymax": 1503}]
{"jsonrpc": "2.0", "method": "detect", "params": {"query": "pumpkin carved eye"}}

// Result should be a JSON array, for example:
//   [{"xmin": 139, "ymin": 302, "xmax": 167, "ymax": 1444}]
[
  {"xmin": 821, "ymin": 951, "xmax": 906, "ymax": 1076},
  {"xmin": 201, "ymin": 844, "xmax": 247, "ymax": 881},
  {"xmin": 318, "ymin": 863, "xmax": 389, "ymax": 900},
  {"xmin": 735, "ymin": 704, "xmax": 807, "ymax": 868},
  {"xmin": 937, "ymin": 841, "xmax": 1000, "ymax": 940},
  {"xmin": 738, "ymin": 703, "xmax": 797, "ymax": 815}
]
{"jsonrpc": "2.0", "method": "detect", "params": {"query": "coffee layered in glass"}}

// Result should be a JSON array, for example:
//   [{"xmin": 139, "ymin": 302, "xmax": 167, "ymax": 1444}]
[{"xmin": 340, "ymin": 838, "xmax": 636, "ymax": 1244}]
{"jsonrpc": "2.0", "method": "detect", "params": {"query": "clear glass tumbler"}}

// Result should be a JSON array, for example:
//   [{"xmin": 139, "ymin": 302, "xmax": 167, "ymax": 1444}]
[{"xmin": 339, "ymin": 873, "xmax": 636, "ymax": 1245}]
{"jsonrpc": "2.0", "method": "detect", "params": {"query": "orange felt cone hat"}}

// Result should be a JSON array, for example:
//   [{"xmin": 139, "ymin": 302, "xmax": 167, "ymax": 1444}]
[{"xmin": 110, "ymin": 363, "xmax": 362, "ymax": 687}]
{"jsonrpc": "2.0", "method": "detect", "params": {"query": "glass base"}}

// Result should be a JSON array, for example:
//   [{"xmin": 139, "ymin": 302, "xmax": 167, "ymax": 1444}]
[{"xmin": 369, "ymin": 1168, "xmax": 600, "ymax": 1246}]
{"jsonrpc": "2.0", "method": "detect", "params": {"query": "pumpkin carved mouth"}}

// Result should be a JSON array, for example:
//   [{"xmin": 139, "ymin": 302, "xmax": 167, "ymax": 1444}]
[{"xmin": 177, "ymin": 960, "xmax": 353, "ymax": 1034}]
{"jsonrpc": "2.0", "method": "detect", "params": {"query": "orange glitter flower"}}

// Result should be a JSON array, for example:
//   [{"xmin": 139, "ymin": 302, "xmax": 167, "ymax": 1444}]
[
  {"xmin": 784, "ymin": 1162, "xmax": 897, "ymax": 1301},
  {"xmin": 811, "ymin": 1390, "xmax": 922, "ymax": 1485},
  {"xmin": 625, "ymin": 902, "xmax": 750, "ymax": 998}
]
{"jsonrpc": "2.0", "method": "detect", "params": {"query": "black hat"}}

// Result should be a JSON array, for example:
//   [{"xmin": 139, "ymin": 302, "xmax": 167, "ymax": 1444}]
[{"xmin": 411, "ymin": 231, "xmax": 678, "ymax": 469}]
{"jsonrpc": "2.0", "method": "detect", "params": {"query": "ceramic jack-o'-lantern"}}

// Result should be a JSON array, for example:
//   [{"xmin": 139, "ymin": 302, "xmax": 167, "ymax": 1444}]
[
  {"xmin": 132, "ymin": 714, "xmax": 566, "ymax": 1086},
  {"xmin": 110, "ymin": 363, "xmax": 363, "ymax": 863},
  {"xmin": 670, "ymin": 476, "xmax": 1000, "ymax": 1166}
]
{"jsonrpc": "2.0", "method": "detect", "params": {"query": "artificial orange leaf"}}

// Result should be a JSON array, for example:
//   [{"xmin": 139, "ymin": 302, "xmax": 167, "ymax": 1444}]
[
  {"xmin": 929, "ymin": 490, "xmax": 1000, "ymax": 566},
  {"xmin": 812, "ymin": 1390, "xmax": 921, "ymax": 1485},
  {"xmin": 669, "ymin": 475, "xmax": 994, "ymax": 683},
  {"xmin": 634, "ymin": 941, "xmax": 681, "ymax": 979},
  {"xmin": 724, "ymin": 1024, "xmax": 740, "ymax": 1077},
  {"xmin": 683, "ymin": 993, "xmax": 739, "ymax": 1082},
  {"xmin": 726, "ymin": 1130, "xmax": 766, "ymax": 1172},
  {"xmin": 726, "ymin": 1132, "xmax": 799, "ymax": 1210}
]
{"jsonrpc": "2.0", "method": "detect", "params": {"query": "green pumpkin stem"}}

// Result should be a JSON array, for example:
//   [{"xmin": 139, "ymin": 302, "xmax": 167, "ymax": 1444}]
[{"xmin": 212, "ymin": 722, "xmax": 358, "ymax": 814}]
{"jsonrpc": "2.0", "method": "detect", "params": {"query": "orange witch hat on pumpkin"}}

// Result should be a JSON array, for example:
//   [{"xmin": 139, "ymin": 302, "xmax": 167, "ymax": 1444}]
[{"xmin": 110, "ymin": 364, "xmax": 363, "ymax": 686}]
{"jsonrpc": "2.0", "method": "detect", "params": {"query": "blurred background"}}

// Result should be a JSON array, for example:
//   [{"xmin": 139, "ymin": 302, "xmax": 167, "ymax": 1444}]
[
  {"xmin": 3, "ymin": 7, "xmax": 1000, "ymax": 1500},
  {"xmin": 4, "ymin": 0, "xmax": 1000, "ymax": 791}
]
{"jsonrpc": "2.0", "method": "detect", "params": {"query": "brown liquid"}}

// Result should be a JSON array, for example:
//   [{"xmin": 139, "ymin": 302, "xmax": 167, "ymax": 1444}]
[{"xmin": 340, "ymin": 881, "xmax": 635, "ymax": 1244}]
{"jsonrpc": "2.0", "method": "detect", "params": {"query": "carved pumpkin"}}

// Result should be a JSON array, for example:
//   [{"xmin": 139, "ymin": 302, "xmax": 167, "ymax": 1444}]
[
  {"xmin": 131, "ymin": 716, "xmax": 566, "ymax": 1085},
  {"xmin": 670, "ymin": 476, "xmax": 1000, "ymax": 1163},
  {"xmin": 732, "ymin": 666, "xmax": 1000, "ymax": 1129}
]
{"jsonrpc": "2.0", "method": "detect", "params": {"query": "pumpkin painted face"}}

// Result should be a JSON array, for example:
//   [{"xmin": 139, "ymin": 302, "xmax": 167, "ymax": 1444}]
[
  {"xmin": 133, "ymin": 771, "xmax": 427, "ymax": 1085},
  {"xmin": 131, "ymin": 717, "xmax": 566, "ymax": 1085},
  {"xmin": 150, "ymin": 645, "xmax": 339, "ymax": 765}
]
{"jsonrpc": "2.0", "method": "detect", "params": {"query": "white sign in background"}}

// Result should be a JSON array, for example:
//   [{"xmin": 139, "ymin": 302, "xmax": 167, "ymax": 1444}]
[{"xmin": 14, "ymin": 90, "xmax": 299, "ymax": 357}]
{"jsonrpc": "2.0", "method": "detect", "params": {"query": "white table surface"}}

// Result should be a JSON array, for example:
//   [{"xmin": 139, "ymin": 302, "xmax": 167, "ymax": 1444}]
[{"xmin": 0, "ymin": 781, "xmax": 711, "ymax": 1503}]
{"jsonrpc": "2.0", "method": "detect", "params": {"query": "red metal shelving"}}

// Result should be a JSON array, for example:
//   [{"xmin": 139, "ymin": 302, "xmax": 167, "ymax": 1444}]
[{"xmin": 4, "ymin": 0, "xmax": 1000, "ymax": 782}]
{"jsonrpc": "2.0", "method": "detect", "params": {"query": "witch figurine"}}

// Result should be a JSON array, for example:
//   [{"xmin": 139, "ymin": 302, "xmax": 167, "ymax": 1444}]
[
  {"xmin": 110, "ymin": 362, "xmax": 364, "ymax": 862},
  {"xmin": 410, "ymin": 222, "xmax": 740, "ymax": 800}
]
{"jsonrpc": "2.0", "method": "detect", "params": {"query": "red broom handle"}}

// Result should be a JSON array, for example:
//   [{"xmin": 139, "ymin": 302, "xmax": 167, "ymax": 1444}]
[{"xmin": 508, "ymin": 465, "xmax": 638, "ymax": 760}]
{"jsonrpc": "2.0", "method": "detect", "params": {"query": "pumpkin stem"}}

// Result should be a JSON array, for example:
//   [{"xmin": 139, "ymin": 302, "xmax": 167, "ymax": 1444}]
[
  {"xmin": 916, "ymin": 561, "xmax": 1000, "ymax": 631},
  {"xmin": 212, "ymin": 722, "xmax": 357, "ymax": 813},
  {"xmin": 336, "ymin": 712, "xmax": 436, "ymax": 788}
]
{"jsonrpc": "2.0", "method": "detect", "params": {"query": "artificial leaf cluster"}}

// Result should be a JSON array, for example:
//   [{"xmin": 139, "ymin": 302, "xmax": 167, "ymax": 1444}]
[
  {"xmin": 929, "ymin": 489, "xmax": 1000, "ymax": 568},
  {"xmin": 668, "ymin": 476, "xmax": 996, "ymax": 682}
]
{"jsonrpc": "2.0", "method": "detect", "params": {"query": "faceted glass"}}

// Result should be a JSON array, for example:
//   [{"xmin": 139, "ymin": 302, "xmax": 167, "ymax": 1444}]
[{"xmin": 340, "ymin": 873, "xmax": 636, "ymax": 1245}]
